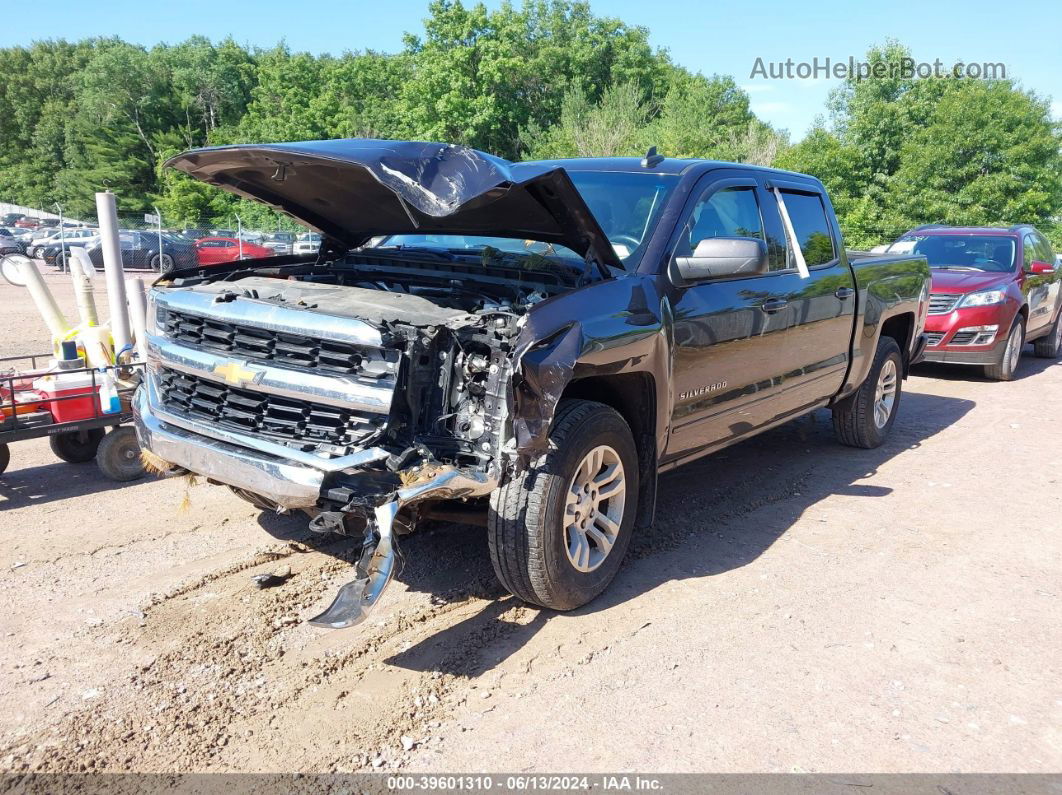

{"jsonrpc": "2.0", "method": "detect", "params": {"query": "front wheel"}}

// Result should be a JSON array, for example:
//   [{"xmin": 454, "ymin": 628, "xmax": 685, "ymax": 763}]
[
  {"xmin": 0, "ymin": 443, "xmax": 9, "ymax": 475},
  {"xmin": 95, "ymin": 427, "xmax": 145, "ymax": 481},
  {"xmin": 984, "ymin": 319, "xmax": 1024, "ymax": 381},
  {"xmin": 832, "ymin": 336, "xmax": 903, "ymax": 449},
  {"xmin": 488, "ymin": 399, "xmax": 638, "ymax": 611}
]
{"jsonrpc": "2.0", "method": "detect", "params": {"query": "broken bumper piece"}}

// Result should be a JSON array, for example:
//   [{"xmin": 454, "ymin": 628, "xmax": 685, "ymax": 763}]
[{"xmin": 133, "ymin": 388, "xmax": 497, "ymax": 629}]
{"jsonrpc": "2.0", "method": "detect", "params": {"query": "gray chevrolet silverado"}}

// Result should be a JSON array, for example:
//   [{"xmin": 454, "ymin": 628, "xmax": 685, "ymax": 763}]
[{"xmin": 135, "ymin": 140, "xmax": 930, "ymax": 629}]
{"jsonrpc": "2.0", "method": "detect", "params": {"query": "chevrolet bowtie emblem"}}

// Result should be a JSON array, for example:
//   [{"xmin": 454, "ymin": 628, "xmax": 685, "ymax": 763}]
[{"xmin": 213, "ymin": 361, "xmax": 260, "ymax": 387}]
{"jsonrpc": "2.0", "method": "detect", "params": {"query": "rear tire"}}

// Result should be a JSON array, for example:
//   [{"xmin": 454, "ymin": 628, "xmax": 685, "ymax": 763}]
[
  {"xmin": 95, "ymin": 427, "xmax": 145, "ymax": 481},
  {"xmin": 833, "ymin": 336, "xmax": 903, "ymax": 449},
  {"xmin": 49, "ymin": 428, "xmax": 105, "ymax": 463},
  {"xmin": 488, "ymin": 399, "xmax": 638, "ymax": 611},
  {"xmin": 1033, "ymin": 311, "xmax": 1062, "ymax": 359},
  {"xmin": 984, "ymin": 318, "xmax": 1024, "ymax": 381},
  {"xmin": 0, "ymin": 443, "xmax": 9, "ymax": 475},
  {"xmin": 150, "ymin": 253, "xmax": 174, "ymax": 273}
]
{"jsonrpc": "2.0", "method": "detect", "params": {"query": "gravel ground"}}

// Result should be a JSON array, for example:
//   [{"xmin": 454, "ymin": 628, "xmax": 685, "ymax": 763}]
[{"xmin": 0, "ymin": 271, "xmax": 1059, "ymax": 773}]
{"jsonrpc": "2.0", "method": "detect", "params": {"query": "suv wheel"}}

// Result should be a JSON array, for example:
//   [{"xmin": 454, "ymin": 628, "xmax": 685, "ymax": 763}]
[
  {"xmin": 1033, "ymin": 311, "xmax": 1062, "ymax": 359},
  {"xmin": 832, "ymin": 336, "xmax": 903, "ymax": 449},
  {"xmin": 488, "ymin": 399, "xmax": 638, "ymax": 611},
  {"xmin": 984, "ymin": 318, "xmax": 1025, "ymax": 381}
]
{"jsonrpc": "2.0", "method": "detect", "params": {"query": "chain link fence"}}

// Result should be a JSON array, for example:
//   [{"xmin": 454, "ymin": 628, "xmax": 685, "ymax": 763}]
[{"xmin": 4, "ymin": 206, "xmax": 317, "ymax": 276}]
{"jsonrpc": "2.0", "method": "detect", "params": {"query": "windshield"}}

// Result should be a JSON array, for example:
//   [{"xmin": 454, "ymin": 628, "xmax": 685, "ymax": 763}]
[
  {"xmin": 889, "ymin": 234, "xmax": 1016, "ymax": 272},
  {"xmin": 376, "ymin": 171, "xmax": 679, "ymax": 269}
]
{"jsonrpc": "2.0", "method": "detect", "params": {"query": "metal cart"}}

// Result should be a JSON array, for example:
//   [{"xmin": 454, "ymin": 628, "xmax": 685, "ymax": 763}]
[{"xmin": 0, "ymin": 353, "xmax": 146, "ymax": 481}]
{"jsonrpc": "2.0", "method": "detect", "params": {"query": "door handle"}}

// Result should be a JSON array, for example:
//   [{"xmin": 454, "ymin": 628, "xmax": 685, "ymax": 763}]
[
  {"xmin": 835, "ymin": 287, "xmax": 855, "ymax": 300},
  {"xmin": 761, "ymin": 298, "xmax": 789, "ymax": 314}
]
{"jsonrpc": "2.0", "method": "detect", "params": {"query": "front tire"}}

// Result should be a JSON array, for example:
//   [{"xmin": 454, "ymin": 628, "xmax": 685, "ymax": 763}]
[
  {"xmin": 488, "ymin": 399, "xmax": 638, "ymax": 611},
  {"xmin": 0, "ymin": 443, "xmax": 9, "ymax": 475},
  {"xmin": 984, "ymin": 318, "xmax": 1024, "ymax": 381},
  {"xmin": 95, "ymin": 427, "xmax": 145, "ymax": 481},
  {"xmin": 833, "ymin": 336, "xmax": 903, "ymax": 449},
  {"xmin": 1033, "ymin": 311, "xmax": 1062, "ymax": 359}
]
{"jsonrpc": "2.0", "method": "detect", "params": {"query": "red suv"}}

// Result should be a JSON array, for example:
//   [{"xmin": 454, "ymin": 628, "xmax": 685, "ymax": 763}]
[{"xmin": 887, "ymin": 225, "xmax": 1062, "ymax": 380}]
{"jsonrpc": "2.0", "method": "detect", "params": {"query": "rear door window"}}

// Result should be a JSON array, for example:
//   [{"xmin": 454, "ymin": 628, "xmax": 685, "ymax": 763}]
[{"xmin": 778, "ymin": 191, "xmax": 835, "ymax": 267}]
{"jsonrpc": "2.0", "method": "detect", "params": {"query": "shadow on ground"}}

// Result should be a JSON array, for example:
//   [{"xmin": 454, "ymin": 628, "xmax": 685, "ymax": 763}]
[
  {"xmin": 912, "ymin": 346, "xmax": 1061, "ymax": 382},
  {"xmin": 0, "ymin": 459, "xmax": 143, "ymax": 510},
  {"xmin": 383, "ymin": 389, "xmax": 975, "ymax": 677}
]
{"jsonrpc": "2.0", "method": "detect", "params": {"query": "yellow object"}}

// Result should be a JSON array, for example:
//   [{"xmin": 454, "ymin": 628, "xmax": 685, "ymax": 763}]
[
  {"xmin": 213, "ymin": 360, "xmax": 258, "ymax": 386},
  {"xmin": 17, "ymin": 257, "xmax": 71, "ymax": 340}
]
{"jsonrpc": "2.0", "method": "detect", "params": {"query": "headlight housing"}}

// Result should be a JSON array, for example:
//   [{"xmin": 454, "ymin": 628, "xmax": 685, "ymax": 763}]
[{"xmin": 958, "ymin": 289, "xmax": 1006, "ymax": 308}]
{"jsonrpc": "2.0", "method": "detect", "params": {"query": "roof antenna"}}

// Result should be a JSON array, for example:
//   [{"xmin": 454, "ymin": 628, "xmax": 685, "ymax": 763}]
[{"xmin": 641, "ymin": 146, "xmax": 665, "ymax": 168}]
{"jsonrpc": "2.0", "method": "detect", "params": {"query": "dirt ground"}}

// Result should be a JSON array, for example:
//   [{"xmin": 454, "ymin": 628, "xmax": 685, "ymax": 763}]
[{"xmin": 0, "ymin": 271, "xmax": 1059, "ymax": 773}]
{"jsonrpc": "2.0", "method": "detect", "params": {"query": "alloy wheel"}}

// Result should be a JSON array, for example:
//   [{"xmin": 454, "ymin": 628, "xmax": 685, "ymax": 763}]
[
  {"xmin": 564, "ymin": 445, "xmax": 626, "ymax": 573},
  {"xmin": 873, "ymin": 358, "xmax": 898, "ymax": 429}
]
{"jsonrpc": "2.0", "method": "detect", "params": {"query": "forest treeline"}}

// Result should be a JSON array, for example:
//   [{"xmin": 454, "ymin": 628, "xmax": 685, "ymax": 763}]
[{"xmin": 1, "ymin": 1, "xmax": 1059, "ymax": 247}]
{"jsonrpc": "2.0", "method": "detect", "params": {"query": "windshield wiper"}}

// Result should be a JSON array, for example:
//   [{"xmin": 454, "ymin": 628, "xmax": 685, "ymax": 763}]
[
  {"xmin": 372, "ymin": 245, "xmax": 457, "ymax": 261},
  {"xmin": 932, "ymin": 265, "xmax": 982, "ymax": 271}
]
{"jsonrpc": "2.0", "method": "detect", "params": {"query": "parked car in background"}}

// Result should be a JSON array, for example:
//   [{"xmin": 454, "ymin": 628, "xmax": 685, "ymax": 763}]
[
  {"xmin": 888, "ymin": 224, "xmax": 1062, "ymax": 379},
  {"xmin": 85, "ymin": 230, "xmax": 197, "ymax": 273},
  {"xmin": 263, "ymin": 232, "xmax": 295, "ymax": 255},
  {"xmin": 193, "ymin": 236, "xmax": 274, "ymax": 266},
  {"xmin": 14, "ymin": 217, "xmax": 40, "ymax": 229},
  {"xmin": 293, "ymin": 232, "xmax": 321, "ymax": 255},
  {"xmin": 0, "ymin": 234, "xmax": 20, "ymax": 258},
  {"xmin": 1, "ymin": 213, "xmax": 25, "ymax": 226},
  {"xmin": 36, "ymin": 231, "xmax": 101, "ymax": 268},
  {"xmin": 26, "ymin": 227, "xmax": 99, "ymax": 259}
]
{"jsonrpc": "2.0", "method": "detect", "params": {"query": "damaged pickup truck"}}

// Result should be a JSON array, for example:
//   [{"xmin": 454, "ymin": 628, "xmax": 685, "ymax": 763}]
[{"xmin": 134, "ymin": 139, "xmax": 930, "ymax": 629}]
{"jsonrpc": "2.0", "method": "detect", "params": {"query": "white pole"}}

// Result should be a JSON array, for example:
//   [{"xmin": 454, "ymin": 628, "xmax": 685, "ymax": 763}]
[
  {"xmin": 236, "ymin": 214, "xmax": 243, "ymax": 260},
  {"xmin": 154, "ymin": 205, "xmax": 163, "ymax": 269},
  {"xmin": 18, "ymin": 257, "xmax": 71, "ymax": 340},
  {"xmin": 127, "ymin": 278, "xmax": 148, "ymax": 363},
  {"xmin": 55, "ymin": 203, "xmax": 66, "ymax": 273},
  {"xmin": 94, "ymin": 191, "xmax": 132, "ymax": 356},
  {"xmin": 69, "ymin": 250, "xmax": 99, "ymax": 327}
]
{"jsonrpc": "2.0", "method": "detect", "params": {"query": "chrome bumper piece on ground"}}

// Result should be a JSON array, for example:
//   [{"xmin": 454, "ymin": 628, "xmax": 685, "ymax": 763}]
[{"xmin": 134, "ymin": 386, "xmax": 497, "ymax": 630}]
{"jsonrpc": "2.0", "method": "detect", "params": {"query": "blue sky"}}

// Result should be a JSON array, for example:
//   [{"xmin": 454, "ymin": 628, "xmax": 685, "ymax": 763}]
[{"xmin": 4, "ymin": 0, "xmax": 1060, "ymax": 141}]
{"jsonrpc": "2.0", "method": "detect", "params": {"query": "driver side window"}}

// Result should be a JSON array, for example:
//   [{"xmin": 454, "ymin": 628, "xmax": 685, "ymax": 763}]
[{"xmin": 680, "ymin": 187, "xmax": 765, "ymax": 258}]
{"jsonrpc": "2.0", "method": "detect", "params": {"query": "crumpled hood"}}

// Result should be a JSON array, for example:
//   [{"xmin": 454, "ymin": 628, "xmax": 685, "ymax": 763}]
[{"xmin": 165, "ymin": 138, "xmax": 622, "ymax": 270}]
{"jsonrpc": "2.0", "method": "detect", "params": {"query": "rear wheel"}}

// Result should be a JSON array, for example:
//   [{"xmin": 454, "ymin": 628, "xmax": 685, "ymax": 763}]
[
  {"xmin": 1033, "ymin": 312, "xmax": 1062, "ymax": 359},
  {"xmin": 95, "ymin": 427, "xmax": 145, "ymax": 481},
  {"xmin": 984, "ymin": 319, "xmax": 1025, "ymax": 381},
  {"xmin": 833, "ymin": 336, "xmax": 903, "ymax": 449},
  {"xmin": 49, "ymin": 428, "xmax": 105, "ymax": 463},
  {"xmin": 0, "ymin": 443, "xmax": 9, "ymax": 475},
  {"xmin": 150, "ymin": 253, "xmax": 174, "ymax": 273},
  {"xmin": 488, "ymin": 399, "xmax": 638, "ymax": 611}
]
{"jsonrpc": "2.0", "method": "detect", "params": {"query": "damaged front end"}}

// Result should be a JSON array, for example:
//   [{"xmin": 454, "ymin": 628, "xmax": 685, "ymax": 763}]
[
  {"xmin": 135, "ymin": 275, "xmax": 522, "ymax": 629},
  {"xmin": 135, "ymin": 138, "xmax": 623, "ymax": 629}
]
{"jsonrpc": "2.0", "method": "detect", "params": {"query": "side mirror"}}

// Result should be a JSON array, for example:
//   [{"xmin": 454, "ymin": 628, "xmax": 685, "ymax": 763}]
[
  {"xmin": 1028, "ymin": 260, "xmax": 1055, "ymax": 275},
  {"xmin": 673, "ymin": 236, "xmax": 768, "ymax": 283}
]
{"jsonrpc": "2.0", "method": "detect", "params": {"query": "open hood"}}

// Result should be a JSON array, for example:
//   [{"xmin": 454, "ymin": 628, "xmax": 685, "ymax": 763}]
[{"xmin": 165, "ymin": 139, "xmax": 622, "ymax": 270}]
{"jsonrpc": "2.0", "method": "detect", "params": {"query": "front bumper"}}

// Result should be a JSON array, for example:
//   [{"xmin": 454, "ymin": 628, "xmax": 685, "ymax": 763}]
[
  {"xmin": 134, "ymin": 388, "xmax": 330, "ymax": 508},
  {"xmin": 920, "ymin": 340, "xmax": 1005, "ymax": 365}
]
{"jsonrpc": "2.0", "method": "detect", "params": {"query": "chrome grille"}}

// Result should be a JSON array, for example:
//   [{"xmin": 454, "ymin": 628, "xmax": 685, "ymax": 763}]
[
  {"xmin": 950, "ymin": 331, "xmax": 977, "ymax": 345},
  {"xmin": 157, "ymin": 367, "xmax": 382, "ymax": 449},
  {"xmin": 928, "ymin": 293, "xmax": 961, "ymax": 314},
  {"xmin": 159, "ymin": 308, "xmax": 396, "ymax": 378},
  {"xmin": 925, "ymin": 332, "xmax": 945, "ymax": 347}
]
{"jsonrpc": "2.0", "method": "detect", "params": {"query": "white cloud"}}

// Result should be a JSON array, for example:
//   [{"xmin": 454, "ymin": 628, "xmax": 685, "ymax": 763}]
[
  {"xmin": 741, "ymin": 83, "xmax": 775, "ymax": 94},
  {"xmin": 1052, "ymin": 100, "xmax": 1062, "ymax": 120}
]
